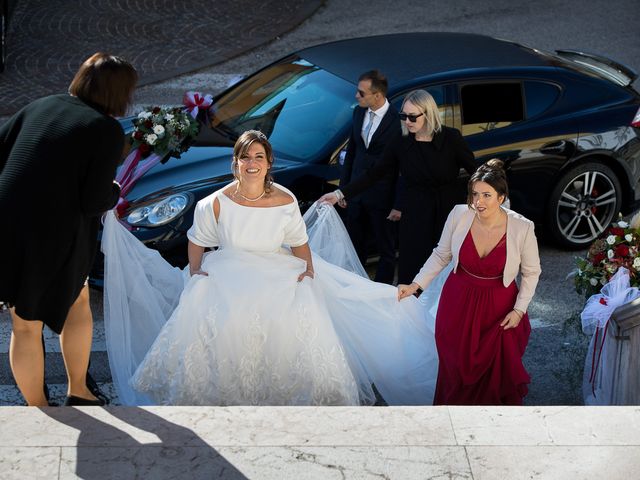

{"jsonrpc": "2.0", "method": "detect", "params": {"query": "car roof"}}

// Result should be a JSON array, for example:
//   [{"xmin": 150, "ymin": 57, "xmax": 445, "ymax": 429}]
[{"xmin": 298, "ymin": 32, "xmax": 555, "ymax": 85}]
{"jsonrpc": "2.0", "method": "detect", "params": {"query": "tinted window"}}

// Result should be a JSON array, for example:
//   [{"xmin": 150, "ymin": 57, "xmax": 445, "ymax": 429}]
[
  {"xmin": 460, "ymin": 82, "xmax": 524, "ymax": 135},
  {"xmin": 210, "ymin": 57, "xmax": 355, "ymax": 160},
  {"xmin": 524, "ymin": 81, "xmax": 560, "ymax": 118}
]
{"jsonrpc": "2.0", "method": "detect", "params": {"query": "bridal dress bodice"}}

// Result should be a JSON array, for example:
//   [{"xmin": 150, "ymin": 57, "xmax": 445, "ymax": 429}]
[{"xmin": 187, "ymin": 186, "xmax": 309, "ymax": 254}]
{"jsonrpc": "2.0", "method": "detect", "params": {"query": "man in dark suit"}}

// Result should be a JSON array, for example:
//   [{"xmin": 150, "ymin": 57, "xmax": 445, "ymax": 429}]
[{"xmin": 339, "ymin": 70, "xmax": 402, "ymax": 284}]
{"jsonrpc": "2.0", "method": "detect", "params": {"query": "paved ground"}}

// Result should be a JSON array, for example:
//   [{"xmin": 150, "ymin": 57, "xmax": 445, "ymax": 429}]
[
  {"xmin": 0, "ymin": 0, "xmax": 322, "ymax": 115},
  {"xmin": 1, "ymin": 0, "xmax": 639, "ymax": 408}
]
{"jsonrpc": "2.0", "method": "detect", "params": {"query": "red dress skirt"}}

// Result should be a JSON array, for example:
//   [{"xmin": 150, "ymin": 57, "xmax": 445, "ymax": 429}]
[{"xmin": 433, "ymin": 231, "xmax": 531, "ymax": 405}]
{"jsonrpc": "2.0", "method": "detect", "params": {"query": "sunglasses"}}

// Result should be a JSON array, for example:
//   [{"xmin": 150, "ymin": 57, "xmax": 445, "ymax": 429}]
[
  {"xmin": 357, "ymin": 89, "xmax": 375, "ymax": 97},
  {"xmin": 399, "ymin": 112, "xmax": 424, "ymax": 122}
]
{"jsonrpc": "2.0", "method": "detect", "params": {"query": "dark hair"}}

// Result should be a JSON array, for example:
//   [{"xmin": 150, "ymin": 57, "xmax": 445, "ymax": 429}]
[
  {"xmin": 232, "ymin": 130, "xmax": 274, "ymax": 193},
  {"xmin": 68, "ymin": 53, "xmax": 138, "ymax": 117},
  {"xmin": 359, "ymin": 69, "xmax": 388, "ymax": 96},
  {"xmin": 467, "ymin": 158, "xmax": 509, "ymax": 207}
]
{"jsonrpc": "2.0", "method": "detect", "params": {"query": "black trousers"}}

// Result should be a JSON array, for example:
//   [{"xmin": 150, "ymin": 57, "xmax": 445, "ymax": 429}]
[{"xmin": 345, "ymin": 200, "xmax": 396, "ymax": 284}]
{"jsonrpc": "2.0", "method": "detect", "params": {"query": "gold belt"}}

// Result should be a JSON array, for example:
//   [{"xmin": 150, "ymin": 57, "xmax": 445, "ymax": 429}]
[{"xmin": 459, "ymin": 265, "xmax": 503, "ymax": 280}]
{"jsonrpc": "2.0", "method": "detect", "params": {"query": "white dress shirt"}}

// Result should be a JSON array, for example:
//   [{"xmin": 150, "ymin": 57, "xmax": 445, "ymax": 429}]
[{"xmin": 361, "ymin": 99, "xmax": 390, "ymax": 146}]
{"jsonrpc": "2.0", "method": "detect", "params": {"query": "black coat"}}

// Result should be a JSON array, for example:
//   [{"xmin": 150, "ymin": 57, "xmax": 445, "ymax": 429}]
[
  {"xmin": 341, "ymin": 126, "xmax": 476, "ymax": 283},
  {"xmin": 0, "ymin": 94, "xmax": 123, "ymax": 333},
  {"xmin": 339, "ymin": 104, "xmax": 402, "ymax": 209}
]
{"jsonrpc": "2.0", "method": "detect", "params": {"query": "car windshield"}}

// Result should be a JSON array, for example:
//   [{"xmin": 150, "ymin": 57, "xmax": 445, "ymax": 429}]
[{"xmin": 210, "ymin": 57, "xmax": 355, "ymax": 160}]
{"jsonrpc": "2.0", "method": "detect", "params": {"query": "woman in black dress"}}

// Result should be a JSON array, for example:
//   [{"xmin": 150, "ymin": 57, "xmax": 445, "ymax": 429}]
[
  {"xmin": 322, "ymin": 89, "xmax": 476, "ymax": 284},
  {"xmin": 0, "ymin": 53, "xmax": 137, "ymax": 406}
]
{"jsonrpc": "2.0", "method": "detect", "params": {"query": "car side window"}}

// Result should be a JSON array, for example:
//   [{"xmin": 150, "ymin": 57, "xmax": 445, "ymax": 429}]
[
  {"xmin": 524, "ymin": 81, "xmax": 561, "ymax": 119},
  {"xmin": 459, "ymin": 82, "xmax": 524, "ymax": 136}
]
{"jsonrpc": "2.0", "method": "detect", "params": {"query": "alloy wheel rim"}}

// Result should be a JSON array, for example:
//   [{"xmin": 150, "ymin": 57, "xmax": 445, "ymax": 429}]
[{"xmin": 555, "ymin": 170, "xmax": 617, "ymax": 245}]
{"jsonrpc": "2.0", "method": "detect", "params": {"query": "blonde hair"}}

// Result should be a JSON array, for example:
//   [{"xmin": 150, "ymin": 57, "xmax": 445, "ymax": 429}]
[
  {"xmin": 68, "ymin": 52, "xmax": 138, "ymax": 117},
  {"xmin": 231, "ymin": 130, "xmax": 274, "ymax": 192},
  {"xmin": 401, "ymin": 90, "xmax": 442, "ymax": 137}
]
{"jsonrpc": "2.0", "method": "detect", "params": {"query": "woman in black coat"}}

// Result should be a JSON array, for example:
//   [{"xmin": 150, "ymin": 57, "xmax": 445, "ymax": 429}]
[
  {"xmin": 321, "ymin": 89, "xmax": 476, "ymax": 284},
  {"xmin": 0, "ymin": 53, "xmax": 137, "ymax": 406}
]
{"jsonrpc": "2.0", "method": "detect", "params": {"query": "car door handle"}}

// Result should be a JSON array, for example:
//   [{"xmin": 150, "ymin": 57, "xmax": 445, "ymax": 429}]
[{"xmin": 540, "ymin": 140, "xmax": 568, "ymax": 155}]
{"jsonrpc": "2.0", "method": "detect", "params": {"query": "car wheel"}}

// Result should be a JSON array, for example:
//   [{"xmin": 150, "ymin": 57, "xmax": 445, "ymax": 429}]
[{"xmin": 547, "ymin": 161, "xmax": 622, "ymax": 248}]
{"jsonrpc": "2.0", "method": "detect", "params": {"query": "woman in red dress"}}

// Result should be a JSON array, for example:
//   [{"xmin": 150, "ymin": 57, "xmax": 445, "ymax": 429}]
[{"xmin": 398, "ymin": 159, "xmax": 541, "ymax": 405}]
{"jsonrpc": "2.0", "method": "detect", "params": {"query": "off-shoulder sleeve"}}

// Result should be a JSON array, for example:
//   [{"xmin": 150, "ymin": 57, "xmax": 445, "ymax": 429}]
[
  {"xmin": 187, "ymin": 195, "xmax": 219, "ymax": 247},
  {"xmin": 283, "ymin": 203, "xmax": 309, "ymax": 247}
]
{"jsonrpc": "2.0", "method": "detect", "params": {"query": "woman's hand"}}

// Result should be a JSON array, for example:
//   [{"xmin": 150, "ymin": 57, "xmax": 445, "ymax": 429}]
[
  {"xmin": 298, "ymin": 269, "xmax": 314, "ymax": 282},
  {"xmin": 500, "ymin": 309, "xmax": 524, "ymax": 330},
  {"xmin": 318, "ymin": 192, "xmax": 339, "ymax": 206},
  {"xmin": 387, "ymin": 209, "xmax": 402, "ymax": 221},
  {"xmin": 397, "ymin": 282, "xmax": 420, "ymax": 300},
  {"xmin": 189, "ymin": 268, "xmax": 208, "ymax": 277}
]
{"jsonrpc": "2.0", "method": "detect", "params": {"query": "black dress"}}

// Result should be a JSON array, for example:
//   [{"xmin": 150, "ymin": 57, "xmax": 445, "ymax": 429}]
[
  {"xmin": 341, "ymin": 126, "xmax": 476, "ymax": 284},
  {"xmin": 0, "ymin": 94, "xmax": 123, "ymax": 333}
]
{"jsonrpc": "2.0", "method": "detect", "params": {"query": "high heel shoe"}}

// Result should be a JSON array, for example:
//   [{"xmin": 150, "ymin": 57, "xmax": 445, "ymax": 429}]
[{"xmin": 63, "ymin": 395, "xmax": 105, "ymax": 406}]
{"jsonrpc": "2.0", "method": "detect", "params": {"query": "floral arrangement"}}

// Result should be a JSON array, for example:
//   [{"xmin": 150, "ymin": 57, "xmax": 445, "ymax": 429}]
[
  {"xmin": 574, "ymin": 214, "xmax": 640, "ymax": 298},
  {"xmin": 130, "ymin": 106, "xmax": 200, "ymax": 159},
  {"xmin": 115, "ymin": 92, "xmax": 212, "ymax": 218}
]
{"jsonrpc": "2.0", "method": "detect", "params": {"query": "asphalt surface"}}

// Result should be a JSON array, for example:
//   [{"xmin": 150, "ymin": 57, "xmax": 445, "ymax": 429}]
[
  {"xmin": 1, "ymin": 0, "xmax": 639, "ymax": 406},
  {"xmin": 0, "ymin": 0, "xmax": 322, "ymax": 115}
]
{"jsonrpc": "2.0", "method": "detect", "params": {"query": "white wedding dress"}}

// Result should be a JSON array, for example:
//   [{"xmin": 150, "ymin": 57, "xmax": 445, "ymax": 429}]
[{"xmin": 103, "ymin": 183, "xmax": 444, "ymax": 406}]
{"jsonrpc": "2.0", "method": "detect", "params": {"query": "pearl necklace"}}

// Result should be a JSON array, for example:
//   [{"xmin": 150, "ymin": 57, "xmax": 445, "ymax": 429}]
[{"xmin": 235, "ymin": 187, "xmax": 266, "ymax": 202}]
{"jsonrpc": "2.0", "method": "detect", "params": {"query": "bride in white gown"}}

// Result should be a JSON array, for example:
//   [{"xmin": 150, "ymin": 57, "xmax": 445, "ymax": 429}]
[{"xmin": 103, "ymin": 130, "xmax": 444, "ymax": 406}]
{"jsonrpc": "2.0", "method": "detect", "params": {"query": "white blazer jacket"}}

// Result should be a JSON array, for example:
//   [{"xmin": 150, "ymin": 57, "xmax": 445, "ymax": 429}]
[{"xmin": 413, "ymin": 204, "xmax": 542, "ymax": 313}]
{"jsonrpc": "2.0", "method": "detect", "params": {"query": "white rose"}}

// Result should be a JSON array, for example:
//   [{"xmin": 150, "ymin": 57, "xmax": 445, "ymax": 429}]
[
  {"xmin": 589, "ymin": 278, "xmax": 598, "ymax": 286},
  {"xmin": 138, "ymin": 111, "xmax": 152, "ymax": 119},
  {"xmin": 618, "ymin": 220, "xmax": 629, "ymax": 228},
  {"xmin": 165, "ymin": 114, "xmax": 174, "ymax": 121},
  {"xmin": 607, "ymin": 249, "xmax": 615, "ymax": 259},
  {"xmin": 145, "ymin": 133, "xmax": 158, "ymax": 145},
  {"xmin": 633, "ymin": 257, "xmax": 640, "ymax": 269},
  {"xmin": 606, "ymin": 235, "xmax": 617, "ymax": 245},
  {"xmin": 153, "ymin": 125, "xmax": 165, "ymax": 136},
  {"xmin": 625, "ymin": 234, "xmax": 633, "ymax": 242}
]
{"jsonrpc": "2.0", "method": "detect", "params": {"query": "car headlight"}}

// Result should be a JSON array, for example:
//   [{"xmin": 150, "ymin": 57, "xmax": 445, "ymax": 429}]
[{"xmin": 126, "ymin": 193, "xmax": 190, "ymax": 227}]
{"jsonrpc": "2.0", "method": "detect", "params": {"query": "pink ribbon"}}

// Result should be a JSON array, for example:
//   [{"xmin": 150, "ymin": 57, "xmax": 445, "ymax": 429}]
[{"xmin": 183, "ymin": 91, "xmax": 213, "ymax": 119}]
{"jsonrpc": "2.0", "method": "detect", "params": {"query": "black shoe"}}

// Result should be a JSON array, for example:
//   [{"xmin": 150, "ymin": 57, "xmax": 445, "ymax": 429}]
[
  {"xmin": 86, "ymin": 372, "xmax": 110, "ymax": 405},
  {"xmin": 63, "ymin": 395, "xmax": 106, "ymax": 406}
]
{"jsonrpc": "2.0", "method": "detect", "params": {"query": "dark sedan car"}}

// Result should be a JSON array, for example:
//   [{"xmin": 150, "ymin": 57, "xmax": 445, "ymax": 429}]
[{"xmin": 105, "ymin": 32, "xmax": 640, "ymax": 275}]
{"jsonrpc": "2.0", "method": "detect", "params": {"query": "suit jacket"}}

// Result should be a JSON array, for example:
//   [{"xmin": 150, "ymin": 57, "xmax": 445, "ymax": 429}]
[
  {"xmin": 413, "ymin": 204, "xmax": 541, "ymax": 313},
  {"xmin": 339, "ymin": 103, "xmax": 401, "ymax": 208}
]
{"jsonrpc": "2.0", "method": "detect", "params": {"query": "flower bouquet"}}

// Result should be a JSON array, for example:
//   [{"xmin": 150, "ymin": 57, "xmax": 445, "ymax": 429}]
[
  {"xmin": 574, "ymin": 214, "xmax": 640, "ymax": 298},
  {"xmin": 130, "ymin": 106, "xmax": 200, "ymax": 160},
  {"xmin": 115, "ymin": 91, "xmax": 213, "ymax": 217}
]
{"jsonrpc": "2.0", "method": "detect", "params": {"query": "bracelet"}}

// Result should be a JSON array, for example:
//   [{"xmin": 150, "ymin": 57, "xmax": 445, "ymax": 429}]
[
  {"xmin": 513, "ymin": 308, "xmax": 524, "ymax": 318},
  {"xmin": 334, "ymin": 189, "xmax": 345, "ymax": 202}
]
